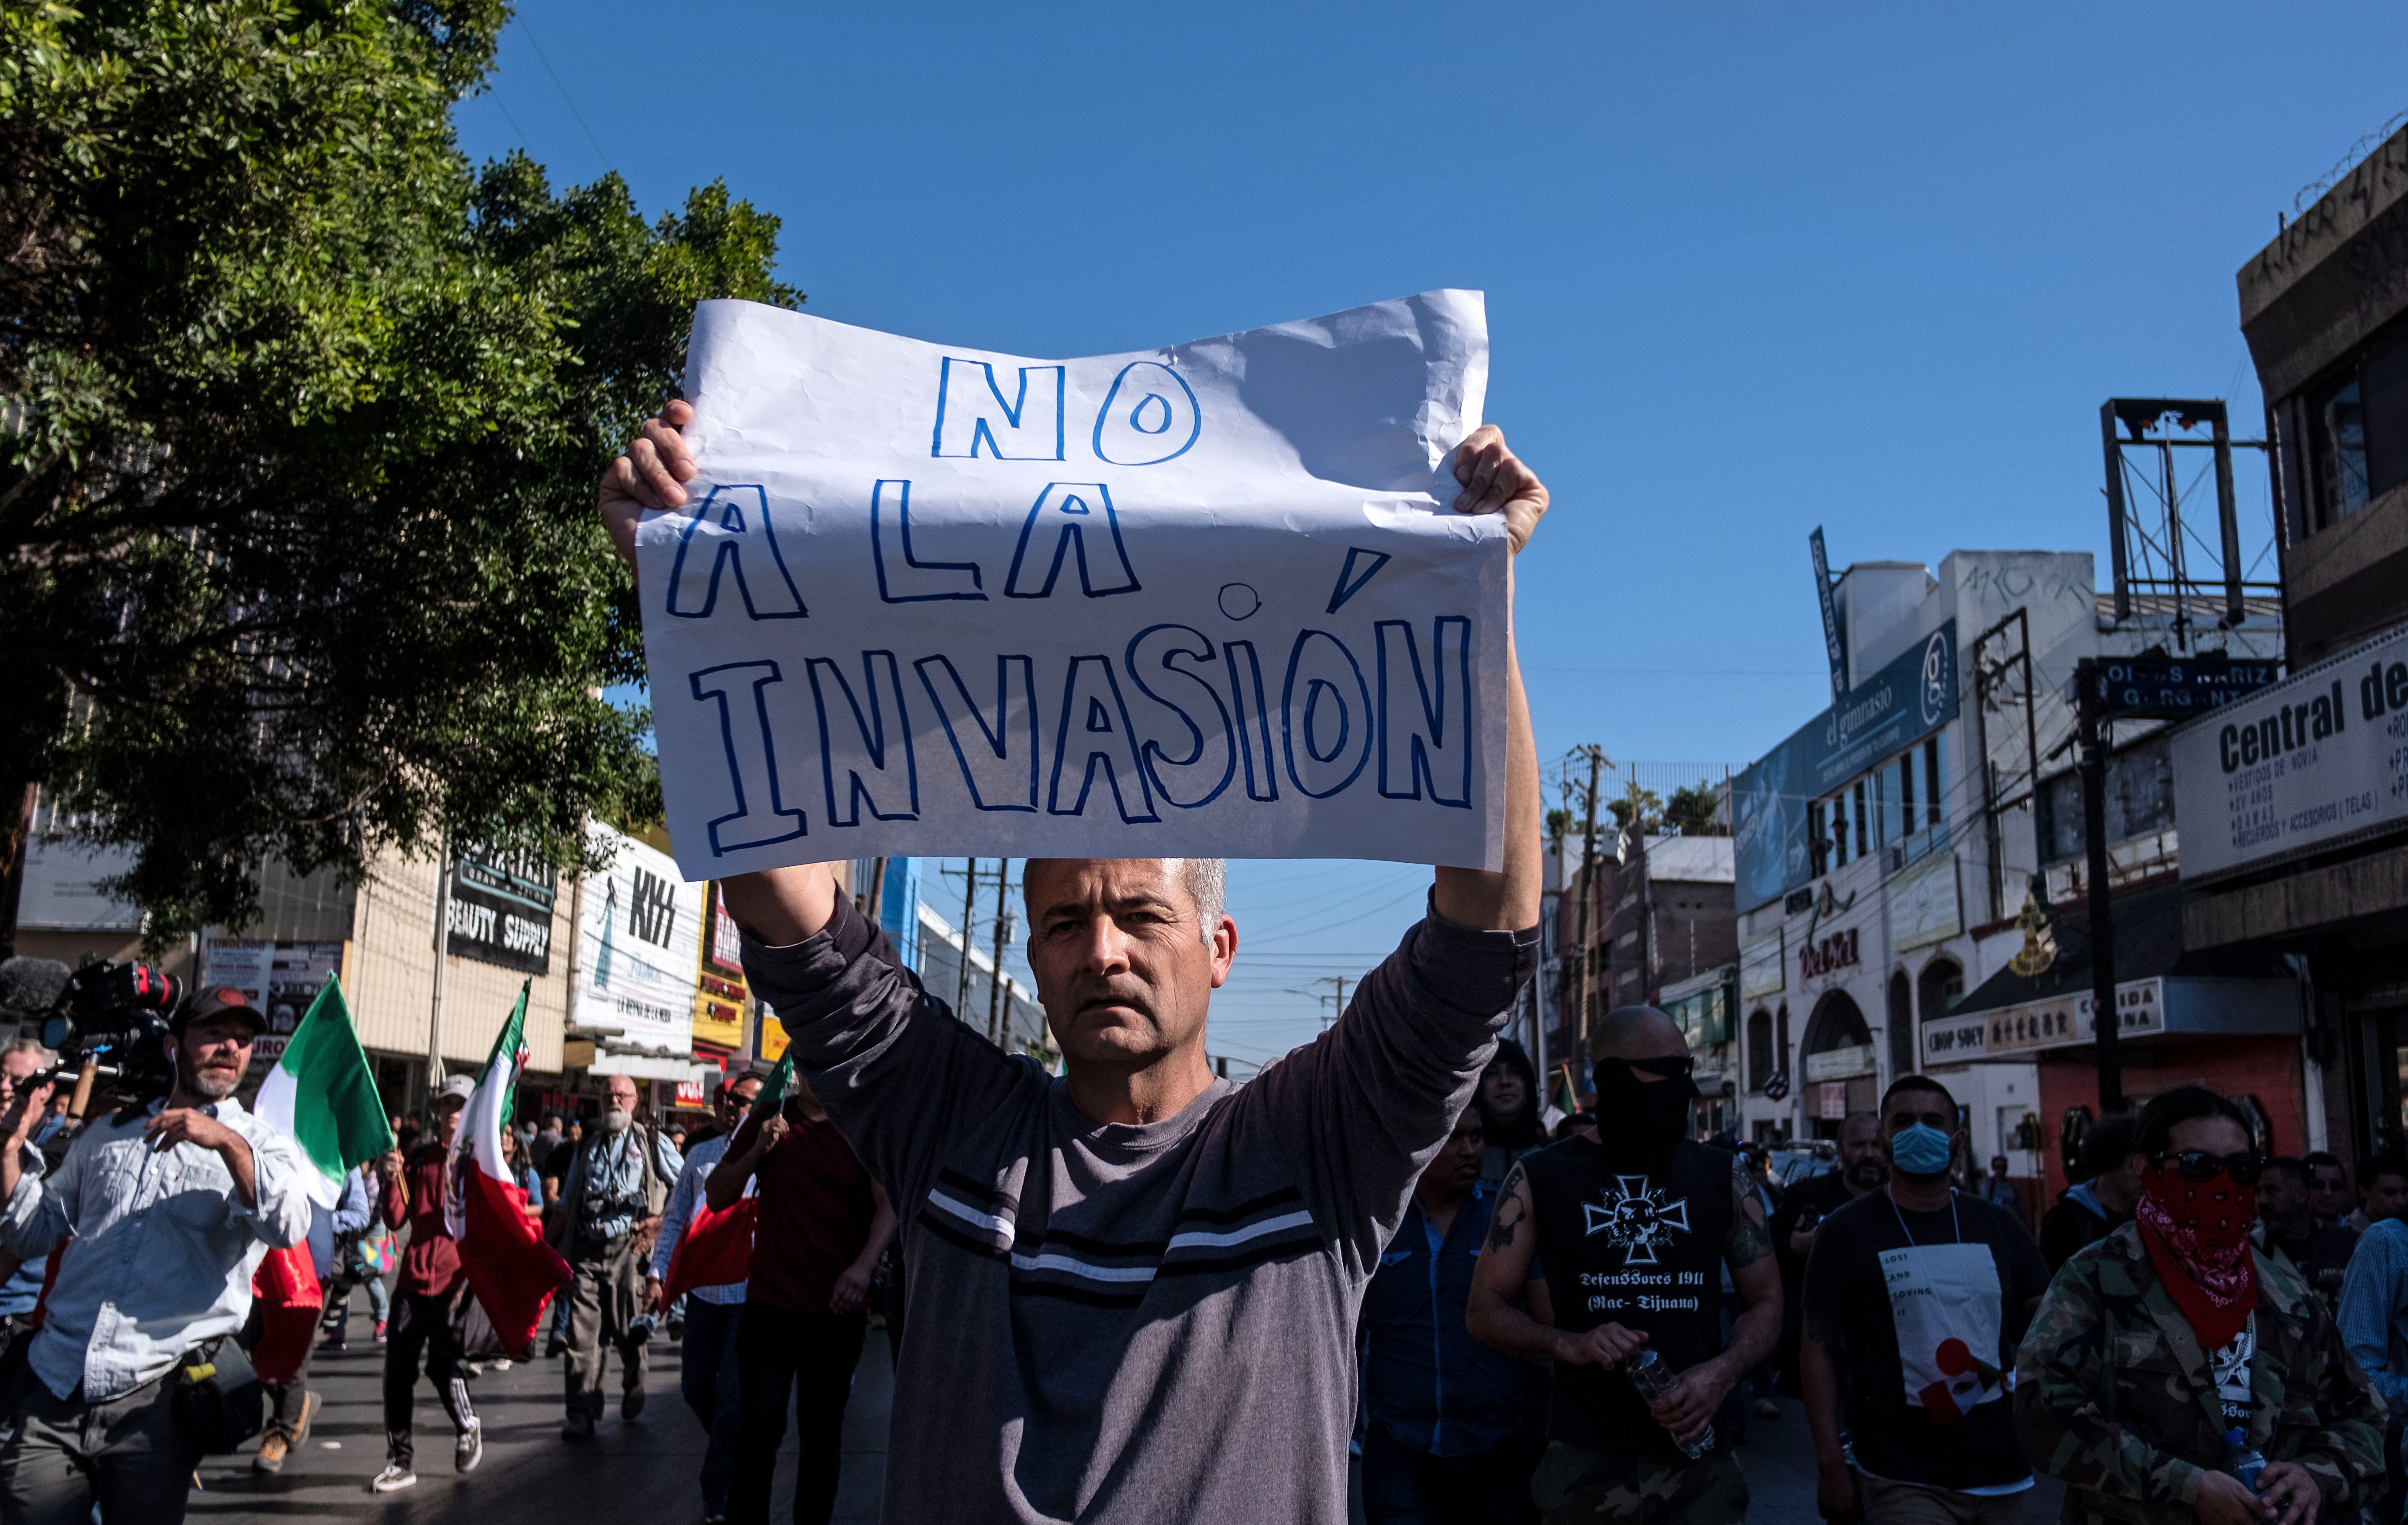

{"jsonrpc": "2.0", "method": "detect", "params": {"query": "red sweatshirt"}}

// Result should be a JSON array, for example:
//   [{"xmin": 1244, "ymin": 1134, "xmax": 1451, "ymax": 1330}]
[{"xmin": 380, "ymin": 1143, "xmax": 464, "ymax": 1297}]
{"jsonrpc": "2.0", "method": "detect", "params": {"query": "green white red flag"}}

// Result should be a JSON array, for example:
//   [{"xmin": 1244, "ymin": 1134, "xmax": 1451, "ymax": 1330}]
[
  {"xmin": 659, "ymin": 1052, "xmax": 791, "ymax": 1303},
  {"xmin": 446, "ymin": 983, "xmax": 571, "ymax": 1356}
]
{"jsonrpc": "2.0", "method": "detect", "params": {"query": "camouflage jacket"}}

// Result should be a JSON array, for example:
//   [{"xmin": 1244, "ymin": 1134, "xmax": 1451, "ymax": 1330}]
[{"xmin": 2013, "ymin": 1220, "xmax": 2383, "ymax": 1525}]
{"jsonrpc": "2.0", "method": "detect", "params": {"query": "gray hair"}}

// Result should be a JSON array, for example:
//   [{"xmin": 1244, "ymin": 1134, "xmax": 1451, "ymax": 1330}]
[
  {"xmin": 1020, "ymin": 858, "xmax": 1228, "ymax": 942},
  {"xmin": 4, "ymin": 1035, "xmax": 55, "ymax": 1067},
  {"xmin": 1179, "ymin": 859, "xmax": 1227, "ymax": 943}
]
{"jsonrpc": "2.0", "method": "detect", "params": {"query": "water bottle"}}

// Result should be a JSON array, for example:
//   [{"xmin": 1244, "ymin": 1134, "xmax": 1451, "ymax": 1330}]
[
  {"xmin": 1626, "ymin": 1348, "xmax": 1713, "ymax": 1459},
  {"xmin": 2225, "ymin": 1427, "xmax": 2267, "ymax": 1493}
]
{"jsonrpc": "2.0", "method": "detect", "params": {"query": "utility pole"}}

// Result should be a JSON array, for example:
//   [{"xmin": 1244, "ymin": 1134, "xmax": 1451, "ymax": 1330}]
[
  {"xmin": 1570, "ymin": 746, "xmax": 1607, "ymax": 1048},
  {"xmin": 957, "ymin": 858, "xmax": 980, "ymax": 1022},
  {"xmin": 986, "ymin": 859, "xmax": 1014, "ymax": 1048},
  {"xmin": 1289, "ymin": 976, "xmax": 1351, "ymax": 1029},
  {"xmin": 2077, "ymin": 699, "xmax": 2124, "ymax": 1114},
  {"xmin": 427, "ymin": 843, "xmax": 453, "ymax": 1101}
]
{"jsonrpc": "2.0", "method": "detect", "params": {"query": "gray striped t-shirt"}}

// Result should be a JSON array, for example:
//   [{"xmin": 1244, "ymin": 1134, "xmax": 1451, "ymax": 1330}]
[{"xmin": 742, "ymin": 893, "xmax": 1536, "ymax": 1525}]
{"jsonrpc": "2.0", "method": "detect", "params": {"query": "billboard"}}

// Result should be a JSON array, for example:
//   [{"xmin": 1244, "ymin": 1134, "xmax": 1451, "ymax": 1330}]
[
  {"xmin": 1732, "ymin": 621, "xmax": 1959, "ymax": 909},
  {"xmin": 2173, "ymin": 620, "xmax": 2408, "ymax": 881},
  {"xmin": 569, "ymin": 823, "xmax": 705, "ymax": 1062}
]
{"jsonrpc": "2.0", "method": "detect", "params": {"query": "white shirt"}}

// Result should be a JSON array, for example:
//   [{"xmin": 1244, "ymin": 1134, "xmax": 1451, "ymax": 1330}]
[{"xmin": 1, "ymin": 1095, "xmax": 312, "ymax": 1401}]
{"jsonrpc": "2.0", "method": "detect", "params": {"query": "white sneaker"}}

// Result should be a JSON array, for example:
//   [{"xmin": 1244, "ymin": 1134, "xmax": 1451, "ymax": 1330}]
[
  {"xmin": 370, "ymin": 1464, "xmax": 417, "ymax": 1493},
  {"xmin": 455, "ymin": 1419, "xmax": 483, "ymax": 1474},
  {"xmin": 489, "ymin": 1358, "xmax": 513, "ymax": 1371}
]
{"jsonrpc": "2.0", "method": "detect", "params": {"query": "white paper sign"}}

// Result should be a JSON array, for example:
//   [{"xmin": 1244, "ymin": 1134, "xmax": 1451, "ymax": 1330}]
[{"xmin": 637, "ymin": 292, "xmax": 1509, "ymax": 881}]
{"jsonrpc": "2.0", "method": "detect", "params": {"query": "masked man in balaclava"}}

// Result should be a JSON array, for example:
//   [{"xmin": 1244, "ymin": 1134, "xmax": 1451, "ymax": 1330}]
[{"xmin": 1468, "ymin": 1007, "xmax": 1780, "ymax": 1524}]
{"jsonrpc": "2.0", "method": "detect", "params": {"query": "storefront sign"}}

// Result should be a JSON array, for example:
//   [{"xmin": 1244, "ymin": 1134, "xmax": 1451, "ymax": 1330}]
[
  {"xmin": 1805, "ymin": 1043, "xmax": 1876, "ymax": 1082},
  {"xmin": 2173, "ymin": 621, "xmax": 2408, "ymax": 880},
  {"xmin": 447, "ymin": 843, "xmax": 558, "ymax": 975},
  {"xmin": 1739, "ymin": 929, "xmax": 1785, "ymax": 1001},
  {"xmin": 1817, "ymin": 1081, "xmax": 1848, "ymax": 1120},
  {"xmin": 693, "ymin": 882, "xmax": 750, "ymax": 1050},
  {"xmin": 1732, "ymin": 621, "xmax": 1959, "ymax": 908},
  {"xmin": 1666, "ymin": 982, "xmax": 1735, "ymax": 1048},
  {"xmin": 1888, "ymin": 850, "xmax": 1961, "ymax": 953},
  {"xmin": 1926, "ymin": 978, "xmax": 2165, "ymax": 1059},
  {"xmin": 1800, "ymin": 926, "xmax": 1861, "ymax": 980}
]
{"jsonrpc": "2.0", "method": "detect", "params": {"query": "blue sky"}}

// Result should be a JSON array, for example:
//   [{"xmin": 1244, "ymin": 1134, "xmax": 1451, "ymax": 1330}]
[{"xmin": 464, "ymin": 3, "xmax": 2408, "ymax": 1064}]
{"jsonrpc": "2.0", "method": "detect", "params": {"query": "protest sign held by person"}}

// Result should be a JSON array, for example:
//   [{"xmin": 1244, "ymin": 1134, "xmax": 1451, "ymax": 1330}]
[{"xmin": 596, "ymin": 298, "xmax": 1549, "ymax": 1523}]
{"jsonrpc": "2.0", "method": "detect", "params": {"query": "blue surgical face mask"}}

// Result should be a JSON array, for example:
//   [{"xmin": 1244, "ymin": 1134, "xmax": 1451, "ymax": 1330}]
[{"xmin": 1889, "ymin": 1123, "xmax": 1954, "ymax": 1178}]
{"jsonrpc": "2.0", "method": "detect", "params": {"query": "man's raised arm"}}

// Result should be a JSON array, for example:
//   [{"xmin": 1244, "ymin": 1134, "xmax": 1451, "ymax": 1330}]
[
  {"xmin": 596, "ymin": 400, "xmax": 847, "ymax": 951},
  {"xmin": 1431, "ymin": 425, "xmax": 1545, "ymax": 935}
]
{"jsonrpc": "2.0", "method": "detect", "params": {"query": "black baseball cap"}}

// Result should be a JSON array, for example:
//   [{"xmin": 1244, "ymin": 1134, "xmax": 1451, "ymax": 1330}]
[{"xmin": 171, "ymin": 986, "xmax": 268, "ymax": 1037}]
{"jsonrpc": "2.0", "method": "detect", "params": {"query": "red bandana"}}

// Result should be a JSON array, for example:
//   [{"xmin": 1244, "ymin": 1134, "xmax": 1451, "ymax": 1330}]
[{"xmin": 2134, "ymin": 1163, "xmax": 2258, "ymax": 1351}]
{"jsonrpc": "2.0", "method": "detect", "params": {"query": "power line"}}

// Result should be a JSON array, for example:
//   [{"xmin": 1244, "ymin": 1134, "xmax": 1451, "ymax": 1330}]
[{"xmin": 514, "ymin": 18, "xmax": 615, "ymax": 177}]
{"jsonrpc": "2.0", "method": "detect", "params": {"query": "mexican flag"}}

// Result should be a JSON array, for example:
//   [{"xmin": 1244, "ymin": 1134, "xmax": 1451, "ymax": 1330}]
[
  {"xmin": 659, "ymin": 1052, "xmax": 791, "ymax": 1303},
  {"xmin": 249, "ymin": 977, "xmax": 390, "ymax": 1380},
  {"xmin": 252, "ymin": 977, "xmax": 394, "ymax": 1209},
  {"xmin": 445, "ymin": 983, "xmax": 572, "ymax": 1357}
]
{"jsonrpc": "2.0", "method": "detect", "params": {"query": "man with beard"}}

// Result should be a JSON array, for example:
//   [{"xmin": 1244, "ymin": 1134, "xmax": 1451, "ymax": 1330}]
[
  {"xmin": 0, "ymin": 986, "xmax": 311, "ymax": 1525},
  {"xmin": 1801, "ymin": 1077, "xmax": 2048, "ymax": 1523},
  {"xmin": 549, "ymin": 1074, "xmax": 681, "ymax": 1439},
  {"xmin": 1768, "ymin": 1112, "xmax": 1884, "ymax": 1395},
  {"xmin": 1466, "ymin": 1006, "xmax": 1780, "ymax": 1524}
]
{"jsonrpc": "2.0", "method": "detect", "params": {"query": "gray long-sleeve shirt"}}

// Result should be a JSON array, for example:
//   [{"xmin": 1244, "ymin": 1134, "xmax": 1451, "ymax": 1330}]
[{"xmin": 742, "ymin": 892, "xmax": 1535, "ymax": 1525}]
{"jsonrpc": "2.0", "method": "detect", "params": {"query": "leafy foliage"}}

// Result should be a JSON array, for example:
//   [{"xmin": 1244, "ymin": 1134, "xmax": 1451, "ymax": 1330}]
[
  {"xmin": 1664, "ymin": 782, "xmax": 1725, "ymax": 837},
  {"xmin": 0, "ymin": 0, "xmax": 799, "ymax": 937}
]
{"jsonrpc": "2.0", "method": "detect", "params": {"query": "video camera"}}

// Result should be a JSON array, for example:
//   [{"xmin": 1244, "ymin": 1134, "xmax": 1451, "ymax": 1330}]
[{"xmin": 34, "ymin": 960, "xmax": 183, "ymax": 1107}]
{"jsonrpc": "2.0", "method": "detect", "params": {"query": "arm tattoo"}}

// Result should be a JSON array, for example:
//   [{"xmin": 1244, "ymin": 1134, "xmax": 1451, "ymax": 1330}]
[
  {"xmin": 1726, "ymin": 1157, "xmax": 1772, "ymax": 1269},
  {"xmin": 1487, "ymin": 1164, "xmax": 1530, "ymax": 1252}
]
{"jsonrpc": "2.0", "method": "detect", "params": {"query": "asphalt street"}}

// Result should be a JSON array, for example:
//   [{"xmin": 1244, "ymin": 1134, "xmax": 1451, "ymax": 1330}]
[
  {"xmin": 178, "ymin": 1287, "xmax": 2062, "ymax": 1524},
  {"xmin": 186, "ymin": 1289, "xmax": 892, "ymax": 1525}
]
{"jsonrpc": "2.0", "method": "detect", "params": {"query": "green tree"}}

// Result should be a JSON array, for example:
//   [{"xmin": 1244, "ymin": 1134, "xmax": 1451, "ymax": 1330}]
[
  {"xmin": 1665, "ymin": 782, "xmax": 1726, "ymax": 837},
  {"xmin": 1606, "ymin": 780, "xmax": 1662, "ymax": 836},
  {"xmin": 0, "ymin": 0, "xmax": 799, "ymax": 943}
]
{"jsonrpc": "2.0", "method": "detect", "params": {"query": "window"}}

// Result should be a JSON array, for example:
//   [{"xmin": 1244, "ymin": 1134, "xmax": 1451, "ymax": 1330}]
[
  {"xmin": 1853, "ymin": 780, "xmax": 1869, "ymax": 858},
  {"xmin": 1747, "ymin": 1008, "xmax": 1775, "ymax": 1093},
  {"xmin": 2301, "ymin": 316, "xmax": 2408, "ymax": 533},
  {"xmin": 1899, "ymin": 749, "xmax": 1917, "ymax": 833},
  {"xmin": 2311, "ymin": 375, "xmax": 2369, "ymax": 525},
  {"xmin": 1923, "ymin": 738, "xmax": 1943, "ymax": 830},
  {"xmin": 1888, "ymin": 971, "xmax": 1914, "ymax": 1079}
]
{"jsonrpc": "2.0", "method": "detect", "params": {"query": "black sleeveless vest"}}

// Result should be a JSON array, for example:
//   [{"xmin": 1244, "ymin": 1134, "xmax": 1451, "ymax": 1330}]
[{"xmin": 1522, "ymin": 1135, "xmax": 1732, "ymax": 1455}]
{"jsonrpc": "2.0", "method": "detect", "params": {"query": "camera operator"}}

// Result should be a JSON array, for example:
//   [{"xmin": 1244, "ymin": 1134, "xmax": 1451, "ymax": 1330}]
[
  {"xmin": 0, "ymin": 1040, "xmax": 69, "ymax": 1336},
  {"xmin": 0, "ymin": 985, "xmax": 310, "ymax": 1525}
]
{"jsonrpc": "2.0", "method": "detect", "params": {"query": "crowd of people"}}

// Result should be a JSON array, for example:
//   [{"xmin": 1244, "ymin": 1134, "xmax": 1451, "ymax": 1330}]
[{"xmin": 0, "ymin": 409, "xmax": 2398, "ymax": 1525}]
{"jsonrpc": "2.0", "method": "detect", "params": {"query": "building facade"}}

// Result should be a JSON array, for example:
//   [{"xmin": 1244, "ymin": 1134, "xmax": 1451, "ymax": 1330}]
[
  {"xmin": 2174, "ymin": 124, "xmax": 2408, "ymax": 1159},
  {"xmin": 1727, "ymin": 548, "xmax": 2293, "ymax": 1210}
]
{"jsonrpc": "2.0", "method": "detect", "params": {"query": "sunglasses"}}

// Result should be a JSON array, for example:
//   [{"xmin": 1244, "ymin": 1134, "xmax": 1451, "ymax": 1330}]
[
  {"xmin": 1621, "ymin": 1056, "xmax": 1695, "ymax": 1081},
  {"xmin": 2153, "ymin": 1150, "xmax": 2264, "ymax": 1187}
]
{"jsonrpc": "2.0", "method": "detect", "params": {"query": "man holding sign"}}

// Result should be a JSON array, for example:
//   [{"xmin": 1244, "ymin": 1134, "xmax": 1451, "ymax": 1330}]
[{"xmin": 599, "ymin": 294, "xmax": 1545, "ymax": 1524}]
